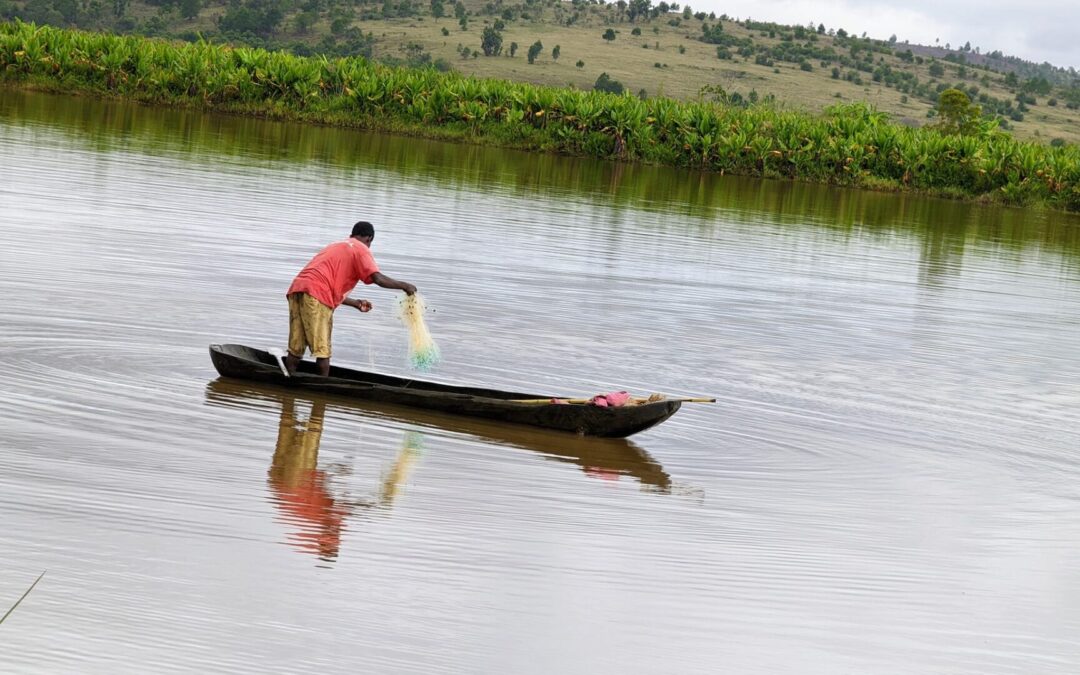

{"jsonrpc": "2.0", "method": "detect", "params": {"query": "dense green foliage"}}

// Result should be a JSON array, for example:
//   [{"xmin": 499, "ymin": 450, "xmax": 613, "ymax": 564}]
[
  {"xmin": 2, "ymin": 21, "xmax": 1078, "ymax": 211},
  {"xmin": 593, "ymin": 71, "xmax": 623, "ymax": 94},
  {"xmin": 934, "ymin": 88, "xmax": 983, "ymax": 135},
  {"xmin": 479, "ymin": 26, "xmax": 501, "ymax": 56},
  {"xmin": 3, "ymin": 0, "xmax": 1079, "ymax": 136},
  {"xmin": 525, "ymin": 38, "xmax": 540, "ymax": 63}
]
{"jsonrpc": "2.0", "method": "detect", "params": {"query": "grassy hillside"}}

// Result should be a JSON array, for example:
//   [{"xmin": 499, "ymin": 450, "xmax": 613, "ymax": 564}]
[
  {"xmin": 2, "ymin": 0, "xmax": 1079, "ymax": 145},
  {"xmin": 4, "ymin": 22, "xmax": 1079, "ymax": 212}
]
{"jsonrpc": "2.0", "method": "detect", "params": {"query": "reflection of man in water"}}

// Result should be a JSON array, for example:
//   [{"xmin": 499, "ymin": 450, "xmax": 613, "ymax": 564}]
[
  {"xmin": 267, "ymin": 398, "xmax": 350, "ymax": 562},
  {"xmin": 267, "ymin": 397, "xmax": 423, "ymax": 563}
]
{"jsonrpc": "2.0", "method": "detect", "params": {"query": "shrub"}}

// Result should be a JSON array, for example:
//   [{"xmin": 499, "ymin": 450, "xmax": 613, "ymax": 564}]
[
  {"xmin": 527, "ymin": 39, "xmax": 542, "ymax": 63},
  {"xmin": 480, "ymin": 26, "xmax": 502, "ymax": 55},
  {"xmin": 6, "ymin": 22, "xmax": 1080, "ymax": 213},
  {"xmin": 593, "ymin": 72, "xmax": 625, "ymax": 94}
]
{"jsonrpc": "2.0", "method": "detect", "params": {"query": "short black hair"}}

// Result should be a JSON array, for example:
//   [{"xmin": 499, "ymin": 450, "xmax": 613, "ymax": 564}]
[{"xmin": 351, "ymin": 221, "xmax": 375, "ymax": 239}]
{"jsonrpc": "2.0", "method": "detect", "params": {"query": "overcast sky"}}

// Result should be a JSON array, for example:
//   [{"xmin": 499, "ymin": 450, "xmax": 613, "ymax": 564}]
[{"xmin": 688, "ymin": 0, "xmax": 1079, "ymax": 71}]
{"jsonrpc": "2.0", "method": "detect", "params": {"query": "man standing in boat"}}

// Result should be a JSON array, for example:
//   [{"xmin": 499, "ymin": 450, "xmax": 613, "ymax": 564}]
[{"xmin": 285, "ymin": 221, "xmax": 416, "ymax": 377}]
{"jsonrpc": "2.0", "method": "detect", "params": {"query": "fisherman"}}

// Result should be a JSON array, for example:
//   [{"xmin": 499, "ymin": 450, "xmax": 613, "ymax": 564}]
[{"xmin": 285, "ymin": 221, "xmax": 416, "ymax": 376}]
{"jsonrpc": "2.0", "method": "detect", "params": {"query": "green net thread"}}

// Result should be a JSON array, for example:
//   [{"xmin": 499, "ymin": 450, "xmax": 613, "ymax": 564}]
[{"xmin": 398, "ymin": 293, "xmax": 441, "ymax": 372}]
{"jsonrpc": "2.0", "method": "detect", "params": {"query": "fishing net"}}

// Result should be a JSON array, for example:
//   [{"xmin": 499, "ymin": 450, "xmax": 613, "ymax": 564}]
[
  {"xmin": 378, "ymin": 431, "xmax": 424, "ymax": 506},
  {"xmin": 397, "ymin": 293, "xmax": 441, "ymax": 371}
]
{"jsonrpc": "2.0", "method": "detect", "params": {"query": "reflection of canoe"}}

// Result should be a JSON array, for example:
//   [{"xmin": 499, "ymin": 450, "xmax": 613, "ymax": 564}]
[
  {"xmin": 209, "ymin": 344, "xmax": 681, "ymax": 438},
  {"xmin": 205, "ymin": 378, "xmax": 673, "ymax": 492}
]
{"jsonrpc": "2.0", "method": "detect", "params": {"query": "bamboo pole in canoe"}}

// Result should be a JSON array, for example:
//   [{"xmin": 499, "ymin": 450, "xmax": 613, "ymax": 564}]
[{"xmin": 511, "ymin": 397, "xmax": 716, "ymax": 404}]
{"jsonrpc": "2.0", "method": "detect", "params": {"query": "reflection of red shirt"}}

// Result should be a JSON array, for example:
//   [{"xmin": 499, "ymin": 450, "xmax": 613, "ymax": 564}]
[
  {"xmin": 270, "ymin": 470, "xmax": 347, "ymax": 558},
  {"xmin": 287, "ymin": 239, "xmax": 379, "ymax": 309}
]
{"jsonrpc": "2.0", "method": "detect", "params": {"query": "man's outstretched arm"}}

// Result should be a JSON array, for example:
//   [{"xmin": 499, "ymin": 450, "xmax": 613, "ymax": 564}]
[{"xmin": 371, "ymin": 271, "xmax": 417, "ymax": 295}]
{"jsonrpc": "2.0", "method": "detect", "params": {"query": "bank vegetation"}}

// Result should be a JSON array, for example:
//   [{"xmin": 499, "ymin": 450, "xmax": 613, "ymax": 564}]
[{"xmin": 2, "ymin": 21, "xmax": 1078, "ymax": 211}]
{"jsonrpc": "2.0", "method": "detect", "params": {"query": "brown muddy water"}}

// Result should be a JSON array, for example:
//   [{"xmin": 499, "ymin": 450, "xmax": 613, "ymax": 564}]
[{"xmin": 2, "ymin": 88, "xmax": 1080, "ymax": 674}]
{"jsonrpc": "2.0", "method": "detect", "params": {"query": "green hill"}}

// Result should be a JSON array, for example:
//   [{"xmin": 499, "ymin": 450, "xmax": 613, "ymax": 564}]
[{"xmin": 3, "ymin": 0, "xmax": 1079, "ymax": 145}]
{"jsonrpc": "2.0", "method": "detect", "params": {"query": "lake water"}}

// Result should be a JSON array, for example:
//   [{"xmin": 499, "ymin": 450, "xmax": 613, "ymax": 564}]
[{"xmin": 2, "ymin": 88, "xmax": 1080, "ymax": 674}]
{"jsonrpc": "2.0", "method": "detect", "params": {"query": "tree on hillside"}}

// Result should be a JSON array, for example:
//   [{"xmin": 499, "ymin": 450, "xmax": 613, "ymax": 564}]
[
  {"xmin": 552, "ymin": 44, "xmax": 560, "ymax": 61},
  {"xmin": 935, "ymin": 88, "xmax": 983, "ymax": 135},
  {"xmin": 12, "ymin": 0, "xmax": 65, "ymax": 24},
  {"xmin": 1023, "ymin": 77, "xmax": 1052, "ymax": 95},
  {"xmin": 509, "ymin": 41, "xmax": 518, "ymax": 57},
  {"xmin": 602, "ymin": 28, "xmax": 616, "ymax": 42},
  {"xmin": 928, "ymin": 61, "xmax": 944, "ymax": 77},
  {"xmin": 627, "ymin": 0, "xmax": 650, "ymax": 21},
  {"xmin": 594, "ymin": 72, "xmax": 625, "ymax": 94},
  {"xmin": 219, "ymin": 0, "xmax": 284, "ymax": 37},
  {"xmin": 179, "ymin": 0, "xmax": 200, "ymax": 19},
  {"xmin": 480, "ymin": 26, "xmax": 503, "ymax": 55},
  {"xmin": 527, "ymin": 39, "xmax": 543, "ymax": 64},
  {"xmin": 430, "ymin": 0, "xmax": 444, "ymax": 19}
]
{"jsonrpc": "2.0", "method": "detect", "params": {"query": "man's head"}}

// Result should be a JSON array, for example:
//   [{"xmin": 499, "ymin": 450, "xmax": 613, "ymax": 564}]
[{"xmin": 351, "ymin": 221, "xmax": 375, "ymax": 246}]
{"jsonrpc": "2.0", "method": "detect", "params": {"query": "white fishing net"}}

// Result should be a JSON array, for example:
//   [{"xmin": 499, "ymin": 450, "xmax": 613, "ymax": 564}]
[{"xmin": 397, "ymin": 293, "xmax": 441, "ymax": 371}]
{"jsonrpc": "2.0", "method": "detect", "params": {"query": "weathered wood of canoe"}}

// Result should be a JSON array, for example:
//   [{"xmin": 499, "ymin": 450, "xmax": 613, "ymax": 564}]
[
  {"xmin": 204, "ymin": 378, "xmax": 675, "ymax": 492},
  {"xmin": 208, "ymin": 344, "xmax": 681, "ymax": 438}
]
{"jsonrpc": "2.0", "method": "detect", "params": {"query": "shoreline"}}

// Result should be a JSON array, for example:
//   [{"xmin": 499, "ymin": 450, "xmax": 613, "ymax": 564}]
[{"xmin": 2, "ymin": 22, "xmax": 1077, "ymax": 213}]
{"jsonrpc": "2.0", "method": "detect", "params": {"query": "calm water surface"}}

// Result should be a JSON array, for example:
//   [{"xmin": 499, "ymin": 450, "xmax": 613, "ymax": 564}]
[{"xmin": 2, "ymin": 89, "xmax": 1080, "ymax": 674}]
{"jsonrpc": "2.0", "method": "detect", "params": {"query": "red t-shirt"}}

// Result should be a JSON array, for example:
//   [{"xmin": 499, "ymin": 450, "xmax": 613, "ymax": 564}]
[{"xmin": 287, "ymin": 239, "xmax": 380, "ymax": 309}]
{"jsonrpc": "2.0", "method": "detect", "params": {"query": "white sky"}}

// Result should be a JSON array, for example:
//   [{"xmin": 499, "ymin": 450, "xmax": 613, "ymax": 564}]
[{"xmin": 686, "ymin": 0, "xmax": 1079, "ymax": 71}]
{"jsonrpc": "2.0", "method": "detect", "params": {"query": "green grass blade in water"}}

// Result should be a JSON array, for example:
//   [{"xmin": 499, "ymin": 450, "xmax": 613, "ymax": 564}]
[{"xmin": 0, "ymin": 571, "xmax": 46, "ymax": 625}]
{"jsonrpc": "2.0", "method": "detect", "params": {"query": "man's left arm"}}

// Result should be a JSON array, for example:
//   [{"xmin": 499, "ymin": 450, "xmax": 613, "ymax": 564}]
[{"xmin": 342, "ymin": 298, "xmax": 372, "ymax": 312}]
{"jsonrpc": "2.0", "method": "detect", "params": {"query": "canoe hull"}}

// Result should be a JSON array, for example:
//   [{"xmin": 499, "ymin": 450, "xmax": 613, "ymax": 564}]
[{"xmin": 209, "ymin": 344, "xmax": 681, "ymax": 438}]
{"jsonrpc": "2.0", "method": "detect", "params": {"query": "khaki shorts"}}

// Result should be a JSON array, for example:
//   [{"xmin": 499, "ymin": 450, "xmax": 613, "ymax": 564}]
[{"xmin": 288, "ymin": 293, "xmax": 334, "ymax": 359}]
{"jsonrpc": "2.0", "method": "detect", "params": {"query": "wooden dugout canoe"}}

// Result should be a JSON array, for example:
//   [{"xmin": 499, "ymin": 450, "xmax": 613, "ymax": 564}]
[
  {"xmin": 208, "ymin": 343, "xmax": 682, "ymax": 438},
  {"xmin": 204, "ymin": 379, "xmax": 675, "ymax": 492}
]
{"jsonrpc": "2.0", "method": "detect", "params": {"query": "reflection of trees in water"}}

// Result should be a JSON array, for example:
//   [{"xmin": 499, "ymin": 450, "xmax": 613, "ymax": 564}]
[
  {"xmin": 916, "ymin": 202, "xmax": 969, "ymax": 289},
  {"xmin": 7, "ymin": 88, "xmax": 1080, "ymax": 269}
]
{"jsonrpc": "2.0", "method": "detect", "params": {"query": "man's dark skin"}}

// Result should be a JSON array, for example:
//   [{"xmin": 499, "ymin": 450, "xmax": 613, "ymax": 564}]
[{"xmin": 285, "ymin": 232, "xmax": 416, "ymax": 377}]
